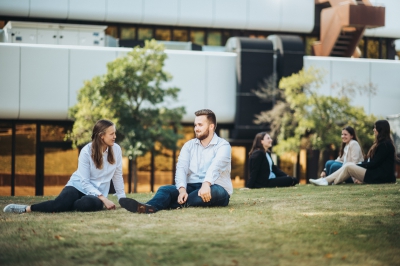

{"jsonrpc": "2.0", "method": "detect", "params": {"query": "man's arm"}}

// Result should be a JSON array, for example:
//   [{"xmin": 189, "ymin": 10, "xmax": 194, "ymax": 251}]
[
  {"xmin": 175, "ymin": 142, "xmax": 191, "ymax": 203},
  {"xmin": 199, "ymin": 142, "xmax": 231, "ymax": 202},
  {"xmin": 203, "ymin": 143, "xmax": 231, "ymax": 185}
]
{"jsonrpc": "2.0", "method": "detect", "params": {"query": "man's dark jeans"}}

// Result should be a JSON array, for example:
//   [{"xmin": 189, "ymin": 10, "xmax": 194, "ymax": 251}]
[{"xmin": 146, "ymin": 183, "xmax": 230, "ymax": 211}]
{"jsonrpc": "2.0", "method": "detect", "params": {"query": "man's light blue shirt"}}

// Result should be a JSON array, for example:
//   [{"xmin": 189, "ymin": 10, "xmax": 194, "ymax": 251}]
[{"xmin": 175, "ymin": 133, "xmax": 233, "ymax": 195}]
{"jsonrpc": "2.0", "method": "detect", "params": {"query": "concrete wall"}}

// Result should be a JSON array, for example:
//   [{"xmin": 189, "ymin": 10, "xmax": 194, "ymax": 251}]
[
  {"xmin": 0, "ymin": 43, "xmax": 237, "ymax": 123},
  {"xmin": 304, "ymin": 56, "xmax": 400, "ymax": 118},
  {"xmin": 0, "ymin": 0, "xmax": 314, "ymax": 33}
]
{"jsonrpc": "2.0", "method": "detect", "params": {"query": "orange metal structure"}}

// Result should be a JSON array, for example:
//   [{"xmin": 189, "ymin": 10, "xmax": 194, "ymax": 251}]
[{"xmin": 313, "ymin": 0, "xmax": 385, "ymax": 57}]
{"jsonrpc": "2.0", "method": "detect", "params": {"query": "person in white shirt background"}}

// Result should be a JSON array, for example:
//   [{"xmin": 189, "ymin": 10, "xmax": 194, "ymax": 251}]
[
  {"xmin": 119, "ymin": 109, "xmax": 232, "ymax": 214},
  {"xmin": 319, "ymin": 126, "xmax": 364, "ymax": 184},
  {"xmin": 3, "ymin": 119, "xmax": 126, "ymax": 214}
]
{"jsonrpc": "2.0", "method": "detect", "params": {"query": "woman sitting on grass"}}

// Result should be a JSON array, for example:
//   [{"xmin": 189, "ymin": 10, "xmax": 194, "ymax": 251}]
[
  {"xmin": 246, "ymin": 132, "xmax": 298, "ymax": 188},
  {"xmin": 3, "ymin": 119, "xmax": 126, "ymax": 213},
  {"xmin": 320, "ymin": 126, "xmax": 364, "ymax": 183},
  {"xmin": 310, "ymin": 120, "xmax": 397, "ymax": 186}
]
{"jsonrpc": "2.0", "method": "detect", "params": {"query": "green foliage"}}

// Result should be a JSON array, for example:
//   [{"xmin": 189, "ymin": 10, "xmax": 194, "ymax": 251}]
[
  {"xmin": 68, "ymin": 39, "xmax": 185, "ymax": 158},
  {"xmin": 255, "ymin": 67, "xmax": 378, "ymax": 156}
]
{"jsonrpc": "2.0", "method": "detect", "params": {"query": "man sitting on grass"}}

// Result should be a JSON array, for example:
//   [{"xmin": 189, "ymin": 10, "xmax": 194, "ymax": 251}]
[{"xmin": 119, "ymin": 109, "xmax": 233, "ymax": 213}]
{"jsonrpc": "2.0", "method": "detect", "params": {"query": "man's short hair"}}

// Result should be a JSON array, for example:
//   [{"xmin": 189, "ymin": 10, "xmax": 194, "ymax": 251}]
[{"xmin": 195, "ymin": 109, "xmax": 217, "ymax": 129}]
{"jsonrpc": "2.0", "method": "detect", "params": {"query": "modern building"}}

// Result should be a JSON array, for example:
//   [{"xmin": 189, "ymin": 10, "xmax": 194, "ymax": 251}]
[{"xmin": 0, "ymin": 0, "xmax": 399, "ymax": 196}]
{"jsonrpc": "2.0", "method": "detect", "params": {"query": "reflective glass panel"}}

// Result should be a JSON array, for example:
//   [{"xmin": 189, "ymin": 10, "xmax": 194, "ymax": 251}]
[
  {"xmin": 15, "ymin": 124, "xmax": 36, "ymax": 196},
  {"xmin": 173, "ymin": 29, "xmax": 188, "ymax": 42},
  {"xmin": 138, "ymin": 28, "xmax": 153, "ymax": 40},
  {"xmin": 0, "ymin": 123, "xmax": 12, "ymax": 196},
  {"xmin": 207, "ymin": 31, "xmax": 222, "ymax": 46},
  {"xmin": 121, "ymin": 27, "xmax": 136, "ymax": 40},
  {"xmin": 43, "ymin": 148, "xmax": 78, "ymax": 196},
  {"xmin": 155, "ymin": 29, "xmax": 171, "ymax": 41},
  {"xmin": 231, "ymin": 146, "xmax": 245, "ymax": 188},
  {"xmin": 190, "ymin": 30, "xmax": 205, "ymax": 45},
  {"xmin": 367, "ymin": 39, "xmax": 379, "ymax": 59},
  {"xmin": 41, "ymin": 124, "xmax": 71, "ymax": 142}
]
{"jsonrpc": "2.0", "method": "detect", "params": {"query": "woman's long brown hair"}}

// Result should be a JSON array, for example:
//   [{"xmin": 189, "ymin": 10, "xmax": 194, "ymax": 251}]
[
  {"xmin": 249, "ymin": 132, "xmax": 268, "ymax": 156},
  {"xmin": 91, "ymin": 119, "xmax": 115, "ymax": 169},
  {"xmin": 339, "ymin": 126, "xmax": 363, "ymax": 158},
  {"xmin": 366, "ymin": 120, "xmax": 395, "ymax": 160}
]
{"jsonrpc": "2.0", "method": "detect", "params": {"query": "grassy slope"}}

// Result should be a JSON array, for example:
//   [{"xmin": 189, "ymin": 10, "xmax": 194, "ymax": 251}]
[{"xmin": 1, "ymin": 183, "xmax": 399, "ymax": 266}]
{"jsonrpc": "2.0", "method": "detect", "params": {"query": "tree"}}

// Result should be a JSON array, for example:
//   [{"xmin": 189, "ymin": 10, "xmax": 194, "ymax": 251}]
[
  {"xmin": 253, "ymin": 67, "xmax": 378, "ymax": 172},
  {"xmin": 69, "ymin": 39, "xmax": 185, "ymax": 192}
]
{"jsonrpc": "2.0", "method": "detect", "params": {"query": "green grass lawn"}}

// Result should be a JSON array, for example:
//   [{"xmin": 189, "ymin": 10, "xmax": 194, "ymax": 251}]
[{"xmin": 1, "ymin": 183, "xmax": 400, "ymax": 266}]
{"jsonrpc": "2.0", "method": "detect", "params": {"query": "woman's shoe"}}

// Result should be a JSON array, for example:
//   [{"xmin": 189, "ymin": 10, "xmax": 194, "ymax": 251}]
[{"xmin": 309, "ymin": 178, "xmax": 328, "ymax": 186}]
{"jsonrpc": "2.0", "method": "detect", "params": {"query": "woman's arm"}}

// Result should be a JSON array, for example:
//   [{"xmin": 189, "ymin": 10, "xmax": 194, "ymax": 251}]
[
  {"xmin": 112, "ymin": 145, "xmax": 126, "ymax": 200},
  {"xmin": 347, "ymin": 141, "xmax": 364, "ymax": 164},
  {"xmin": 359, "ymin": 142, "xmax": 393, "ymax": 169}
]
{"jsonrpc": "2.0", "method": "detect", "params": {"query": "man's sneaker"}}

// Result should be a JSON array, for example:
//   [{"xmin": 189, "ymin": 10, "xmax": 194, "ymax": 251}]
[
  {"xmin": 3, "ymin": 204, "xmax": 28, "ymax": 213},
  {"xmin": 119, "ymin": 198, "xmax": 156, "ymax": 214},
  {"xmin": 309, "ymin": 178, "xmax": 329, "ymax": 186}
]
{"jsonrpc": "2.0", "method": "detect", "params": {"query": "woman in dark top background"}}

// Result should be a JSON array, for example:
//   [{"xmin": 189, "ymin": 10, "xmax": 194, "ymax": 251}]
[
  {"xmin": 246, "ymin": 132, "xmax": 298, "ymax": 188},
  {"xmin": 310, "ymin": 120, "xmax": 397, "ymax": 186}
]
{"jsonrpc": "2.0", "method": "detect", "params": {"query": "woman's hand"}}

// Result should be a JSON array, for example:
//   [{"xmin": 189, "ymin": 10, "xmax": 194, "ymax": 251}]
[
  {"xmin": 98, "ymin": 195, "xmax": 116, "ymax": 210},
  {"xmin": 320, "ymin": 171, "xmax": 326, "ymax": 177}
]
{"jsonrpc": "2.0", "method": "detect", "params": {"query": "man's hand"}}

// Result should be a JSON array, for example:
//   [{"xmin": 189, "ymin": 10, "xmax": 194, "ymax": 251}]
[
  {"xmin": 198, "ymin": 182, "xmax": 212, "ymax": 202},
  {"xmin": 178, "ymin": 187, "xmax": 188, "ymax": 205},
  {"xmin": 98, "ymin": 195, "xmax": 116, "ymax": 210}
]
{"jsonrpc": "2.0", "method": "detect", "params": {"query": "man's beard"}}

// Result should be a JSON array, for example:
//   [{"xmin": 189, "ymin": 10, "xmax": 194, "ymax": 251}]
[{"xmin": 196, "ymin": 129, "xmax": 209, "ymax": 141}]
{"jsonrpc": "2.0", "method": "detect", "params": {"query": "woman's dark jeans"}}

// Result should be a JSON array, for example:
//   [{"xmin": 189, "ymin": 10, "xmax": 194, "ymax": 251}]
[
  {"xmin": 146, "ymin": 183, "xmax": 230, "ymax": 211},
  {"xmin": 31, "ymin": 186, "xmax": 104, "ymax": 213}
]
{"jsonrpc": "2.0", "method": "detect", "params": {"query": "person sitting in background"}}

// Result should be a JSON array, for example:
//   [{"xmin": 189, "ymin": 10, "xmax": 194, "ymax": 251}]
[
  {"xmin": 246, "ymin": 132, "xmax": 298, "ymax": 188},
  {"xmin": 119, "ymin": 109, "xmax": 233, "ymax": 213},
  {"xmin": 310, "ymin": 120, "xmax": 397, "ymax": 186},
  {"xmin": 320, "ymin": 126, "xmax": 364, "ymax": 183},
  {"xmin": 3, "ymin": 119, "xmax": 126, "ymax": 214}
]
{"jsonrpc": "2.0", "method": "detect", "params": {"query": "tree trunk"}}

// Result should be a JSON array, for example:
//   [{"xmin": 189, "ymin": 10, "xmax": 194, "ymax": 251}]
[
  {"xmin": 150, "ymin": 149, "xmax": 155, "ymax": 192},
  {"xmin": 129, "ymin": 158, "xmax": 138, "ymax": 193},
  {"xmin": 318, "ymin": 149, "xmax": 325, "ymax": 175}
]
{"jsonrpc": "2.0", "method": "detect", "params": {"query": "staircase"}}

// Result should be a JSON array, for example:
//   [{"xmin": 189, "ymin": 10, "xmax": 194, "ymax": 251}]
[{"xmin": 313, "ymin": 0, "xmax": 385, "ymax": 57}]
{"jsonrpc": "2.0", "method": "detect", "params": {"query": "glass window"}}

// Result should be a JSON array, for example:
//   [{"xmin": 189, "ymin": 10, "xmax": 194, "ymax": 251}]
[
  {"xmin": 207, "ymin": 31, "xmax": 222, "ymax": 46},
  {"xmin": 173, "ymin": 29, "xmax": 188, "ymax": 42},
  {"xmin": 41, "ymin": 124, "xmax": 72, "ymax": 142},
  {"xmin": 0, "ymin": 123, "xmax": 12, "ymax": 196},
  {"xmin": 357, "ymin": 38, "xmax": 365, "ymax": 58},
  {"xmin": 136, "ymin": 152, "xmax": 151, "ymax": 192},
  {"xmin": 155, "ymin": 29, "xmax": 171, "ymax": 41},
  {"xmin": 190, "ymin": 30, "xmax": 205, "ymax": 45},
  {"xmin": 120, "ymin": 27, "xmax": 136, "ymax": 40},
  {"xmin": 367, "ymin": 39, "xmax": 379, "ymax": 59},
  {"xmin": 381, "ymin": 39, "xmax": 387, "ymax": 59},
  {"xmin": 44, "ymin": 148, "xmax": 78, "ymax": 196},
  {"xmin": 105, "ymin": 26, "xmax": 118, "ymax": 38},
  {"xmin": 138, "ymin": 28, "xmax": 153, "ymax": 40},
  {"xmin": 231, "ymin": 146, "xmax": 246, "ymax": 188},
  {"xmin": 15, "ymin": 124, "xmax": 36, "ymax": 196}
]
